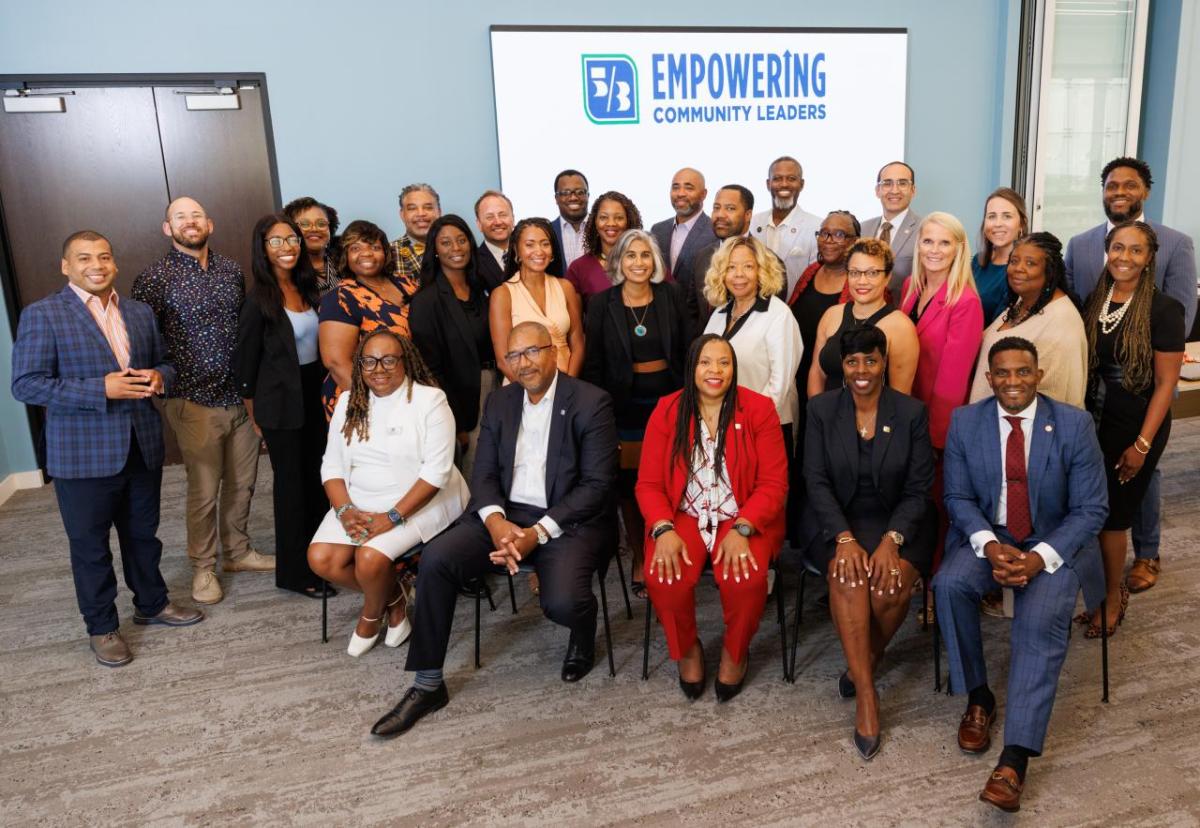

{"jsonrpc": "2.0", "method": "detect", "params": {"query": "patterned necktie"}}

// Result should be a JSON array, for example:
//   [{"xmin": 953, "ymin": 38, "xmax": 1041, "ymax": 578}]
[
  {"xmin": 879, "ymin": 221, "xmax": 893, "ymax": 245},
  {"xmin": 1003, "ymin": 415, "xmax": 1032, "ymax": 542}
]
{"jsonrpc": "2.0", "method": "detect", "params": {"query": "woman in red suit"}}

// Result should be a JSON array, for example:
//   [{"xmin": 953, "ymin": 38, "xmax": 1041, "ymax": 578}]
[{"xmin": 636, "ymin": 334, "xmax": 789, "ymax": 702}]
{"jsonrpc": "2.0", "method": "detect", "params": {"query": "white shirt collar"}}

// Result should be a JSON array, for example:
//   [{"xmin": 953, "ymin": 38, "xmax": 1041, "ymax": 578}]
[
  {"xmin": 996, "ymin": 395, "xmax": 1037, "ymax": 423},
  {"xmin": 485, "ymin": 240, "xmax": 506, "ymax": 262},
  {"xmin": 674, "ymin": 211, "xmax": 701, "ymax": 231},
  {"xmin": 880, "ymin": 208, "xmax": 909, "ymax": 230}
]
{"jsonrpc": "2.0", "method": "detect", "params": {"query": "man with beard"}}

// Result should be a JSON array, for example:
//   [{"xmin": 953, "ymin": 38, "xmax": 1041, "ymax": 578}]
[
  {"xmin": 1064, "ymin": 157, "xmax": 1196, "ymax": 595},
  {"xmin": 474, "ymin": 189, "xmax": 514, "ymax": 290},
  {"xmin": 650, "ymin": 167, "xmax": 717, "ymax": 297},
  {"xmin": 750, "ymin": 156, "xmax": 822, "ymax": 297},
  {"xmin": 133, "ymin": 197, "xmax": 274, "ymax": 605},
  {"xmin": 393, "ymin": 183, "xmax": 442, "ymax": 299},
  {"xmin": 550, "ymin": 169, "xmax": 589, "ymax": 273},
  {"xmin": 688, "ymin": 184, "xmax": 762, "ymax": 327}
]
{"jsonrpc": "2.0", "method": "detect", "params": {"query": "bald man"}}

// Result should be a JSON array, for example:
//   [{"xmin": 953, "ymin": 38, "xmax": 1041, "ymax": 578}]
[
  {"xmin": 133, "ymin": 197, "xmax": 274, "ymax": 606},
  {"xmin": 651, "ymin": 167, "xmax": 717, "ymax": 297}
]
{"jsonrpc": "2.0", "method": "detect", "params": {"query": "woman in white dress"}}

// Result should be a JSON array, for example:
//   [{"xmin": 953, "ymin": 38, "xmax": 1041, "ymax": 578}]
[{"xmin": 307, "ymin": 329, "xmax": 469, "ymax": 656}]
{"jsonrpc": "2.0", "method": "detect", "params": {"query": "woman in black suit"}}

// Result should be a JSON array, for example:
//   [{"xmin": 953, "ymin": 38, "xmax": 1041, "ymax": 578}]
[
  {"xmin": 235, "ymin": 213, "xmax": 331, "ymax": 598},
  {"xmin": 583, "ymin": 229, "xmax": 692, "ymax": 598},
  {"xmin": 409, "ymin": 214, "xmax": 499, "ymax": 479},
  {"xmin": 801, "ymin": 326, "xmax": 936, "ymax": 759}
]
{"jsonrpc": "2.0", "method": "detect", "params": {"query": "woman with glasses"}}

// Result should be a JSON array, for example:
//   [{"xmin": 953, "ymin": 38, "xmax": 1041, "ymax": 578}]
[
  {"xmin": 808, "ymin": 238, "xmax": 919, "ymax": 396},
  {"xmin": 307, "ymin": 329, "xmax": 469, "ymax": 657},
  {"xmin": 235, "ymin": 213, "xmax": 330, "ymax": 598},
  {"xmin": 284, "ymin": 196, "xmax": 341, "ymax": 294}
]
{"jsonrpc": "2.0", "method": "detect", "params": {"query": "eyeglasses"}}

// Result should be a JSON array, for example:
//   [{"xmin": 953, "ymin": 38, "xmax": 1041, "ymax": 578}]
[
  {"xmin": 358, "ymin": 355, "xmax": 401, "ymax": 371},
  {"xmin": 296, "ymin": 219, "xmax": 330, "ymax": 230},
  {"xmin": 847, "ymin": 268, "xmax": 886, "ymax": 279},
  {"xmin": 266, "ymin": 235, "xmax": 301, "ymax": 249},
  {"xmin": 503, "ymin": 344, "xmax": 554, "ymax": 365},
  {"xmin": 815, "ymin": 229, "xmax": 852, "ymax": 241},
  {"xmin": 877, "ymin": 179, "xmax": 913, "ymax": 191},
  {"xmin": 554, "ymin": 188, "xmax": 589, "ymax": 199}
]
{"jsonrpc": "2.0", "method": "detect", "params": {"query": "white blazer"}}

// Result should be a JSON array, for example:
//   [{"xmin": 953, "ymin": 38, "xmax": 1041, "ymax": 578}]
[
  {"xmin": 322, "ymin": 382, "xmax": 469, "ymax": 543},
  {"xmin": 704, "ymin": 295, "xmax": 803, "ymax": 427}
]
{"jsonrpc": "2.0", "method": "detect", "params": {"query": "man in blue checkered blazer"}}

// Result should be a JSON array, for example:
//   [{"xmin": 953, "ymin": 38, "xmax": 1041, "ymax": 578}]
[
  {"xmin": 933, "ymin": 336, "xmax": 1108, "ymax": 812},
  {"xmin": 11, "ymin": 231, "xmax": 203, "ymax": 668}
]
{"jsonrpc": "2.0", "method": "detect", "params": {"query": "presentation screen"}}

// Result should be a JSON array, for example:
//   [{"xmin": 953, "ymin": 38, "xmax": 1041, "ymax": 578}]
[{"xmin": 490, "ymin": 26, "xmax": 908, "ymax": 228}]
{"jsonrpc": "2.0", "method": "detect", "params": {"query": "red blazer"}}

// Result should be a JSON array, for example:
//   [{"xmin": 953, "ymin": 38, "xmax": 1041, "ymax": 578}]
[
  {"xmin": 900, "ymin": 277, "xmax": 984, "ymax": 449},
  {"xmin": 635, "ymin": 387, "xmax": 789, "ymax": 554}
]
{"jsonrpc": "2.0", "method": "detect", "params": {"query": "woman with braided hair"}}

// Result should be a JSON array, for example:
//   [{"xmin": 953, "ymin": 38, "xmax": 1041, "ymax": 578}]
[
  {"xmin": 307, "ymin": 328, "xmax": 469, "ymax": 657},
  {"xmin": 1079, "ymin": 220, "xmax": 1185, "ymax": 638},
  {"xmin": 968, "ymin": 232, "xmax": 1087, "ymax": 407}
]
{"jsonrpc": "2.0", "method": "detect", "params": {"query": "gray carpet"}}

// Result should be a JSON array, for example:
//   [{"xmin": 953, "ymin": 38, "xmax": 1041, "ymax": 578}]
[{"xmin": 2, "ymin": 420, "xmax": 1199, "ymax": 826}]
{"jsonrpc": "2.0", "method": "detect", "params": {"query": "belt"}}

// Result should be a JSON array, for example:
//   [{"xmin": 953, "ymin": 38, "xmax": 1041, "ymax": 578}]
[{"xmin": 632, "ymin": 359, "xmax": 669, "ymax": 374}]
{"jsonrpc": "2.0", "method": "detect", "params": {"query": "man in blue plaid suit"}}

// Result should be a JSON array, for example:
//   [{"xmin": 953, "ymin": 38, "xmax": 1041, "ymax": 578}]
[
  {"xmin": 11, "ymin": 231, "xmax": 203, "ymax": 668},
  {"xmin": 934, "ymin": 337, "xmax": 1108, "ymax": 812}
]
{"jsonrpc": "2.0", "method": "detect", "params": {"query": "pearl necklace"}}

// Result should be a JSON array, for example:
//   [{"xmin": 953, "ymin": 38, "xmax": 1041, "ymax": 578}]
[{"xmin": 1098, "ymin": 283, "xmax": 1131, "ymax": 334}]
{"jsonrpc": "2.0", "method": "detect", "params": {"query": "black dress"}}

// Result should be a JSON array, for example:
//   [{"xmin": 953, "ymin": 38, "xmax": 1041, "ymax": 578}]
[
  {"xmin": 1087, "ymin": 292, "xmax": 1185, "ymax": 530},
  {"xmin": 793, "ymin": 287, "xmax": 842, "ymax": 399},
  {"xmin": 817, "ymin": 303, "xmax": 896, "ymax": 391}
]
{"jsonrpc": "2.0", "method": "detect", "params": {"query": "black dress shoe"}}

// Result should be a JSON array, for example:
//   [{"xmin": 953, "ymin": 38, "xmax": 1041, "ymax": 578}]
[
  {"xmin": 854, "ymin": 729, "xmax": 881, "ymax": 760},
  {"xmin": 370, "ymin": 684, "xmax": 449, "ymax": 738},
  {"xmin": 714, "ymin": 655, "xmax": 749, "ymax": 703},
  {"xmin": 561, "ymin": 633, "xmax": 595, "ymax": 683},
  {"xmin": 838, "ymin": 670, "xmax": 856, "ymax": 699}
]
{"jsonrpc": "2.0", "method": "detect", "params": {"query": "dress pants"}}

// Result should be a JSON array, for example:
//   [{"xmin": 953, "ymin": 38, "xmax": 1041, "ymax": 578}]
[
  {"xmin": 933, "ymin": 532, "xmax": 1079, "ymax": 755},
  {"xmin": 1132, "ymin": 468, "xmax": 1161, "ymax": 559},
  {"xmin": 644, "ymin": 513, "xmax": 772, "ymax": 665},
  {"xmin": 53, "ymin": 434, "xmax": 169, "ymax": 636},
  {"xmin": 405, "ymin": 503, "xmax": 604, "ymax": 672},
  {"xmin": 260, "ymin": 361, "xmax": 328, "ymax": 591},
  {"xmin": 162, "ymin": 398, "xmax": 260, "ymax": 570}
]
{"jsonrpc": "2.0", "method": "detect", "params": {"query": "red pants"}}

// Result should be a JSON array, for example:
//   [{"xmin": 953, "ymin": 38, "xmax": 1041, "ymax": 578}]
[{"xmin": 644, "ymin": 513, "xmax": 773, "ymax": 664}]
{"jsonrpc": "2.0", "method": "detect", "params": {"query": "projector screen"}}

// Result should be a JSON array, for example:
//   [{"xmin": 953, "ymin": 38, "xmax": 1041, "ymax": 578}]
[{"xmin": 490, "ymin": 26, "xmax": 908, "ymax": 228}]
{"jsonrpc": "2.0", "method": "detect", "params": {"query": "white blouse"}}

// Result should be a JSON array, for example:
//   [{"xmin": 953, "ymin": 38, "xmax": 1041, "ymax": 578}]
[{"xmin": 703, "ymin": 295, "xmax": 803, "ymax": 426}]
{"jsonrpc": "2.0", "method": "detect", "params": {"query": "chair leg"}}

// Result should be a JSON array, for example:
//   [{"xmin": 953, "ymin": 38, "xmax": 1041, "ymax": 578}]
[
  {"xmin": 613, "ymin": 547, "xmax": 632, "ymax": 620},
  {"xmin": 598, "ymin": 574, "xmax": 615, "ymax": 677},
  {"xmin": 1100, "ymin": 598, "xmax": 1109, "ymax": 703},
  {"xmin": 481, "ymin": 578, "xmax": 497, "ymax": 612},
  {"xmin": 474, "ymin": 581, "xmax": 483, "ymax": 669},
  {"xmin": 775, "ymin": 569, "xmax": 788, "ymax": 682},
  {"xmin": 507, "ymin": 573, "xmax": 517, "ymax": 614},
  {"xmin": 789, "ymin": 571, "xmax": 806, "ymax": 683},
  {"xmin": 933, "ymin": 611, "xmax": 943, "ymax": 693},
  {"xmin": 321, "ymin": 579, "xmax": 329, "ymax": 644},
  {"xmin": 921, "ymin": 582, "xmax": 930, "ymax": 631},
  {"xmin": 641, "ymin": 594, "xmax": 653, "ymax": 680}
]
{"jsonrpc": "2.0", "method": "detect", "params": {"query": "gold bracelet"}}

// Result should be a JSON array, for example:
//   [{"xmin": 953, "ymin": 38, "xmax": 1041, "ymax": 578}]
[
  {"xmin": 1133, "ymin": 442, "xmax": 1150, "ymax": 455},
  {"xmin": 1135, "ymin": 434, "xmax": 1152, "ymax": 451},
  {"xmin": 836, "ymin": 535, "xmax": 857, "ymax": 545}
]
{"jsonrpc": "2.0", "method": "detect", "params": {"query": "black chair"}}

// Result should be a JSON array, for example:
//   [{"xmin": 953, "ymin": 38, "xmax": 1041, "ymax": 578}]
[
  {"xmin": 641, "ymin": 558, "xmax": 789, "ymax": 682},
  {"xmin": 320, "ymin": 542, "xmax": 426, "ymax": 644},
  {"xmin": 472, "ymin": 561, "xmax": 617, "ymax": 677}
]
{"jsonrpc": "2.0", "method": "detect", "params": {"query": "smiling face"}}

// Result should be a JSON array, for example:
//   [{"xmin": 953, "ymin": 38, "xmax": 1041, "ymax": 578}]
[
  {"xmin": 554, "ymin": 174, "xmax": 589, "ymax": 223},
  {"xmin": 475, "ymin": 195, "xmax": 513, "ymax": 246},
  {"xmin": 724, "ymin": 244, "xmax": 760, "ymax": 302},
  {"xmin": 62, "ymin": 238, "xmax": 118, "ymax": 297},
  {"xmin": 874, "ymin": 162, "xmax": 915, "ymax": 217},
  {"xmin": 507, "ymin": 324, "xmax": 557, "ymax": 395},
  {"xmin": 163, "ymin": 197, "xmax": 213, "ymax": 252},
  {"xmin": 1102, "ymin": 165, "xmax": 1149, "ymax": 224},
  {"xmin": 918, "ymin": 221, "xmax": 958, "ymax": 278},
  {"xmin": 817, "ymin": 213, "xmax": 857, "ymax": 266},
  {"xmin": 846, "ymin": 251, "xmax": 889, "ymax": 306},
  {"xmin": 987, "ymin": 348, "xmax": 1042, "ymax": 414},
  {"xmin": 767, "ymin": 159, "xmax": 803, "ymax": 212},
  {"xmin": 711, "ymin": 188, "xmax": 751, "ymax": 239},
  {"xmin": 264, "ymin": 222, "xmax": 301, "ymax": 273},
  {"xmin": 694, "ymin": 338, "xmax": 734, "ymax": 402},
  {"xmin": 1105, "ymin": 225, "xmax": 1152, "ymax": 290},
  {"xmin": 516, "ymin": 225, "xmax": 554, "ymax": 273},
  {"xmin": 293, "ymin": 206, "xmax": 331, "ymax": 255},
  {"xmin": 434, "ymin": 224, "xmax": 472, "ymax": 273},
  {"xmin": 983, "ymin": 196, "xmax": 1023, "ymax": 255},
  {"xmin": 595, "ymin": 199, "xmax": 629, "ymax": 254},
  {"xmin": 346, "ymin": 237, "xmax": 386, "ymax": 280},
  {"xmin": 670, "ymin": 168, "xmax": 707, "ymax": 220},
  {"xmin": 360, "ymin": 334, "xmax": 407, "ymax": 397},
  {"xmin": 620, "ymin": 238, "xmax": 654, "ymax": 285},
  {"xmin": 842, "ymin": 348, "xmax": 886, "ymax": 397},
  {"xmin": 1005, "ymin": 241, "xmax": 1047, "ymax": 304},
  {"xmin": 400, "ymin": 189, "xmax": 441, "ymax": 242}
]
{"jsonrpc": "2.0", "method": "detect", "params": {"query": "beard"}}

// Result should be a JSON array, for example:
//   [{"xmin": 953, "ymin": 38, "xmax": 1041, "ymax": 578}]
[
  {"xmin": 771, "ymin": 194, "xmax": 796, "ymax": 212},
  {"xmin": 1103, "ymin": 199, "xmax": 1143, "ymax": 224},
  {"xmin": 172, "ymin": 227, "xmax": 210, "ymax": 251}
]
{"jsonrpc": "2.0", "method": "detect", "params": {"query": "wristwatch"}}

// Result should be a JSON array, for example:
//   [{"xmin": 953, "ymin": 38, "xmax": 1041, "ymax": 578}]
[
  {"xmin": 534, "ymin": 523, "xmax": 550, "ymax": 545},
  {"xmin": 651, "ymin": 522, "xmax": 675, "ymax": 540},
  {"xmin": 733, "ymin": 522, "xmax": 754, "ymax": 538},
  {"xmin": 886, "ymin": 530, "xmax": 905, "ymax": 547},
  {"xmin": 387, "ymin": 508, "xmax": 405, "ymax": 526}
]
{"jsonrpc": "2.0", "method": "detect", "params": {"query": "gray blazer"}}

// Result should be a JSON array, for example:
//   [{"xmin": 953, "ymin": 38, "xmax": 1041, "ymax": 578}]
[
  {"xmin": 650, "ymin": 211, "xmax": 717, "ymax": 290},
  {"xmin": 862, "ymin": 210, "xmax": 922, "ymax": 303},
  {"xmin": 1064, "ymin": 220, "xmax": 1197, "ymax": 334}
]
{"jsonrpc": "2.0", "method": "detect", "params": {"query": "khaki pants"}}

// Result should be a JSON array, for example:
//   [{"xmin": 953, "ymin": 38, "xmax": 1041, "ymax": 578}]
[{"xmin": 162, "ymin": 398, "xmax": 260, "ymax": 571}]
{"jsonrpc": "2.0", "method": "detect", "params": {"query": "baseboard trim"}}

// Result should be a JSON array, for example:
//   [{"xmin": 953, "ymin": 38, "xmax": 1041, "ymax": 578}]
[{"xmin": 0, "ymin": 469, "xmax": 46, "ymax": 507}]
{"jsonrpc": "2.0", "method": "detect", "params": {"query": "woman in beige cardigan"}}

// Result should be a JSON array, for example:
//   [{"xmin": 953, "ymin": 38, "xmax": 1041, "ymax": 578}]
[{"xmin": 969, "ymin": 233, "xmax": 1086, "ymax": 407}]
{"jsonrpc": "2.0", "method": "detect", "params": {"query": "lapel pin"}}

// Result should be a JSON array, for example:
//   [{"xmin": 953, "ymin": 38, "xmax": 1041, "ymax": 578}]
[
  {"xmin": 882, "ymin": 425, "xmax": 891, "ymax": 433},
  {"xmin": 560, "ymin": 409, "xmax": 566, "ymax": 415},
  {"xmin": 734, "ymin": 423, "xmax": 742, "ymax": 430},
  {"xmin": 1045, "ymin": 424, "xmax": 1053, "ymax": 432}
]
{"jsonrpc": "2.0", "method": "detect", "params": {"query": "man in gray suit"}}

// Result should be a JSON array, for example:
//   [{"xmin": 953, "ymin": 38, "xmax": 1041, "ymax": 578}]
[
  {"xmin": 861, "ymin": 161, "xmax": 921, "ymax": 304},
  {"xmin": 650, "ymin": 168, "xmax": 717, "ymax": 302},
  {"xmin": 1064, "ymin": 156, "xmax": 1197, "ymax": 594}
]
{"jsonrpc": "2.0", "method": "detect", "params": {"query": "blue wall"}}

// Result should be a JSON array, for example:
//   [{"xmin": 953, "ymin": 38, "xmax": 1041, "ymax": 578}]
[
  {"xmin": 0, "ymin": 0, "xmax": 1024, "ymax": 475},
  {"xmin": 1140, "ymin": 0, "xmax": 1181, "ymax": 222}
]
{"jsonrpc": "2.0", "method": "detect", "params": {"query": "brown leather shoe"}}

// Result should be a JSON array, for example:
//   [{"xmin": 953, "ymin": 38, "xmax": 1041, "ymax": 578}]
[
  {"xmin": 1125, "ymin": 557, "xmax": 1160, "ymax": 593},
  {"xmin": 133, "ymin": 602, "xmax": 205, "ymax": 627},
  {"xmin": 224, "ymin": 549, "xmax": 276, "ymax": 573},
  {"xmin": 90, "ymin": 631, "xmax": 132, "ymax": 667},
  {"xmin": 957, "ymin": 704, "xmax": 996, "ymax": 753},
  {"xmin": 979, "ymin": 765, "xmax": 1023, "ymax": 812}
]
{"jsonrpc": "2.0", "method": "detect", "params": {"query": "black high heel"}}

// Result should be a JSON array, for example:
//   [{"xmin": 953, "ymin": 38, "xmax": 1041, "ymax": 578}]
[
  {"xmin": 854, "ymin": 729, "xmax": 882, "ymax": 760},
  {"xmin": 838, "ymin": 670, "xmax": 856, "ymax": 699},
  {"xmin": 679, "ymin": 668, "xmax": 706, "ymax": 700},
  {"xmin": 714, "ymin": 654, "xmax": 749, "ymax": 703}
]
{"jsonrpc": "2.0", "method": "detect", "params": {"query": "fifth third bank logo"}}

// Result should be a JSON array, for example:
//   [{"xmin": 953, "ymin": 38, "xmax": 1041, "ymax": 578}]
[{"xmin": 582, "ymin": 54, "xmax": 639, "ymax": 124}]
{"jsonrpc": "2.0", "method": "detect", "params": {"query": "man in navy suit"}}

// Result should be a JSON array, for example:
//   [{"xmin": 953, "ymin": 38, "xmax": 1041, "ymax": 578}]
[
  {"xmin": 371, "ymin": 321, "xmax": 617, "ymax": 738},
  {"xmin": 474, "ymin": 189, "xmax": 514, "ymax": 291},
  {"xmin": 934, "ymin": 336, "xmax": 1107, "ymax": 812},
  {"xmin": 650, "ymin": 167, "xmax": 717, "ymax": 299},
  {"xmin": 1064, "ymin": 156, "xmax": 1196, "ymax": 594},
  {"xmin": 549, "ymin": 169, "xmax": 589, "ymax": 275},
  {"xmin": 11, "ymin": 231, "xmax": 203, "ymax": 668}
]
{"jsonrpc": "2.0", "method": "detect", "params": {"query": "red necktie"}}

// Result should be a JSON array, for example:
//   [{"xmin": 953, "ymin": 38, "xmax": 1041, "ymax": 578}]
[{"xmin": 1003, "ymin": 415, "xmax": 1032, "ymax": 543}]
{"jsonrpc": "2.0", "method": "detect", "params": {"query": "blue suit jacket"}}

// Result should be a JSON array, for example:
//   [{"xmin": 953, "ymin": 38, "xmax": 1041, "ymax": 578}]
[
  {"xmin": 1064, "ymin": 220, "xmax": 1197, "ymax": 333},
  {"xmin": 11, "ymin": 286, "xmax": 174, "ymax": 479},
  {"xmin": 650, "ymin": 211, "xmax": 717, "ymax": 288},
  {"xmin": 942, "ymin": 394, "xmax": 1108, "ymax": 609}
]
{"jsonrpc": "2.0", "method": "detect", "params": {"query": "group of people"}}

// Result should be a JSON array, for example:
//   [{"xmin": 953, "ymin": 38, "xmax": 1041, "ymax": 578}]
[{"xmin": 10, "ymin": 152, "xmax": 1195, "ymax": 814}]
